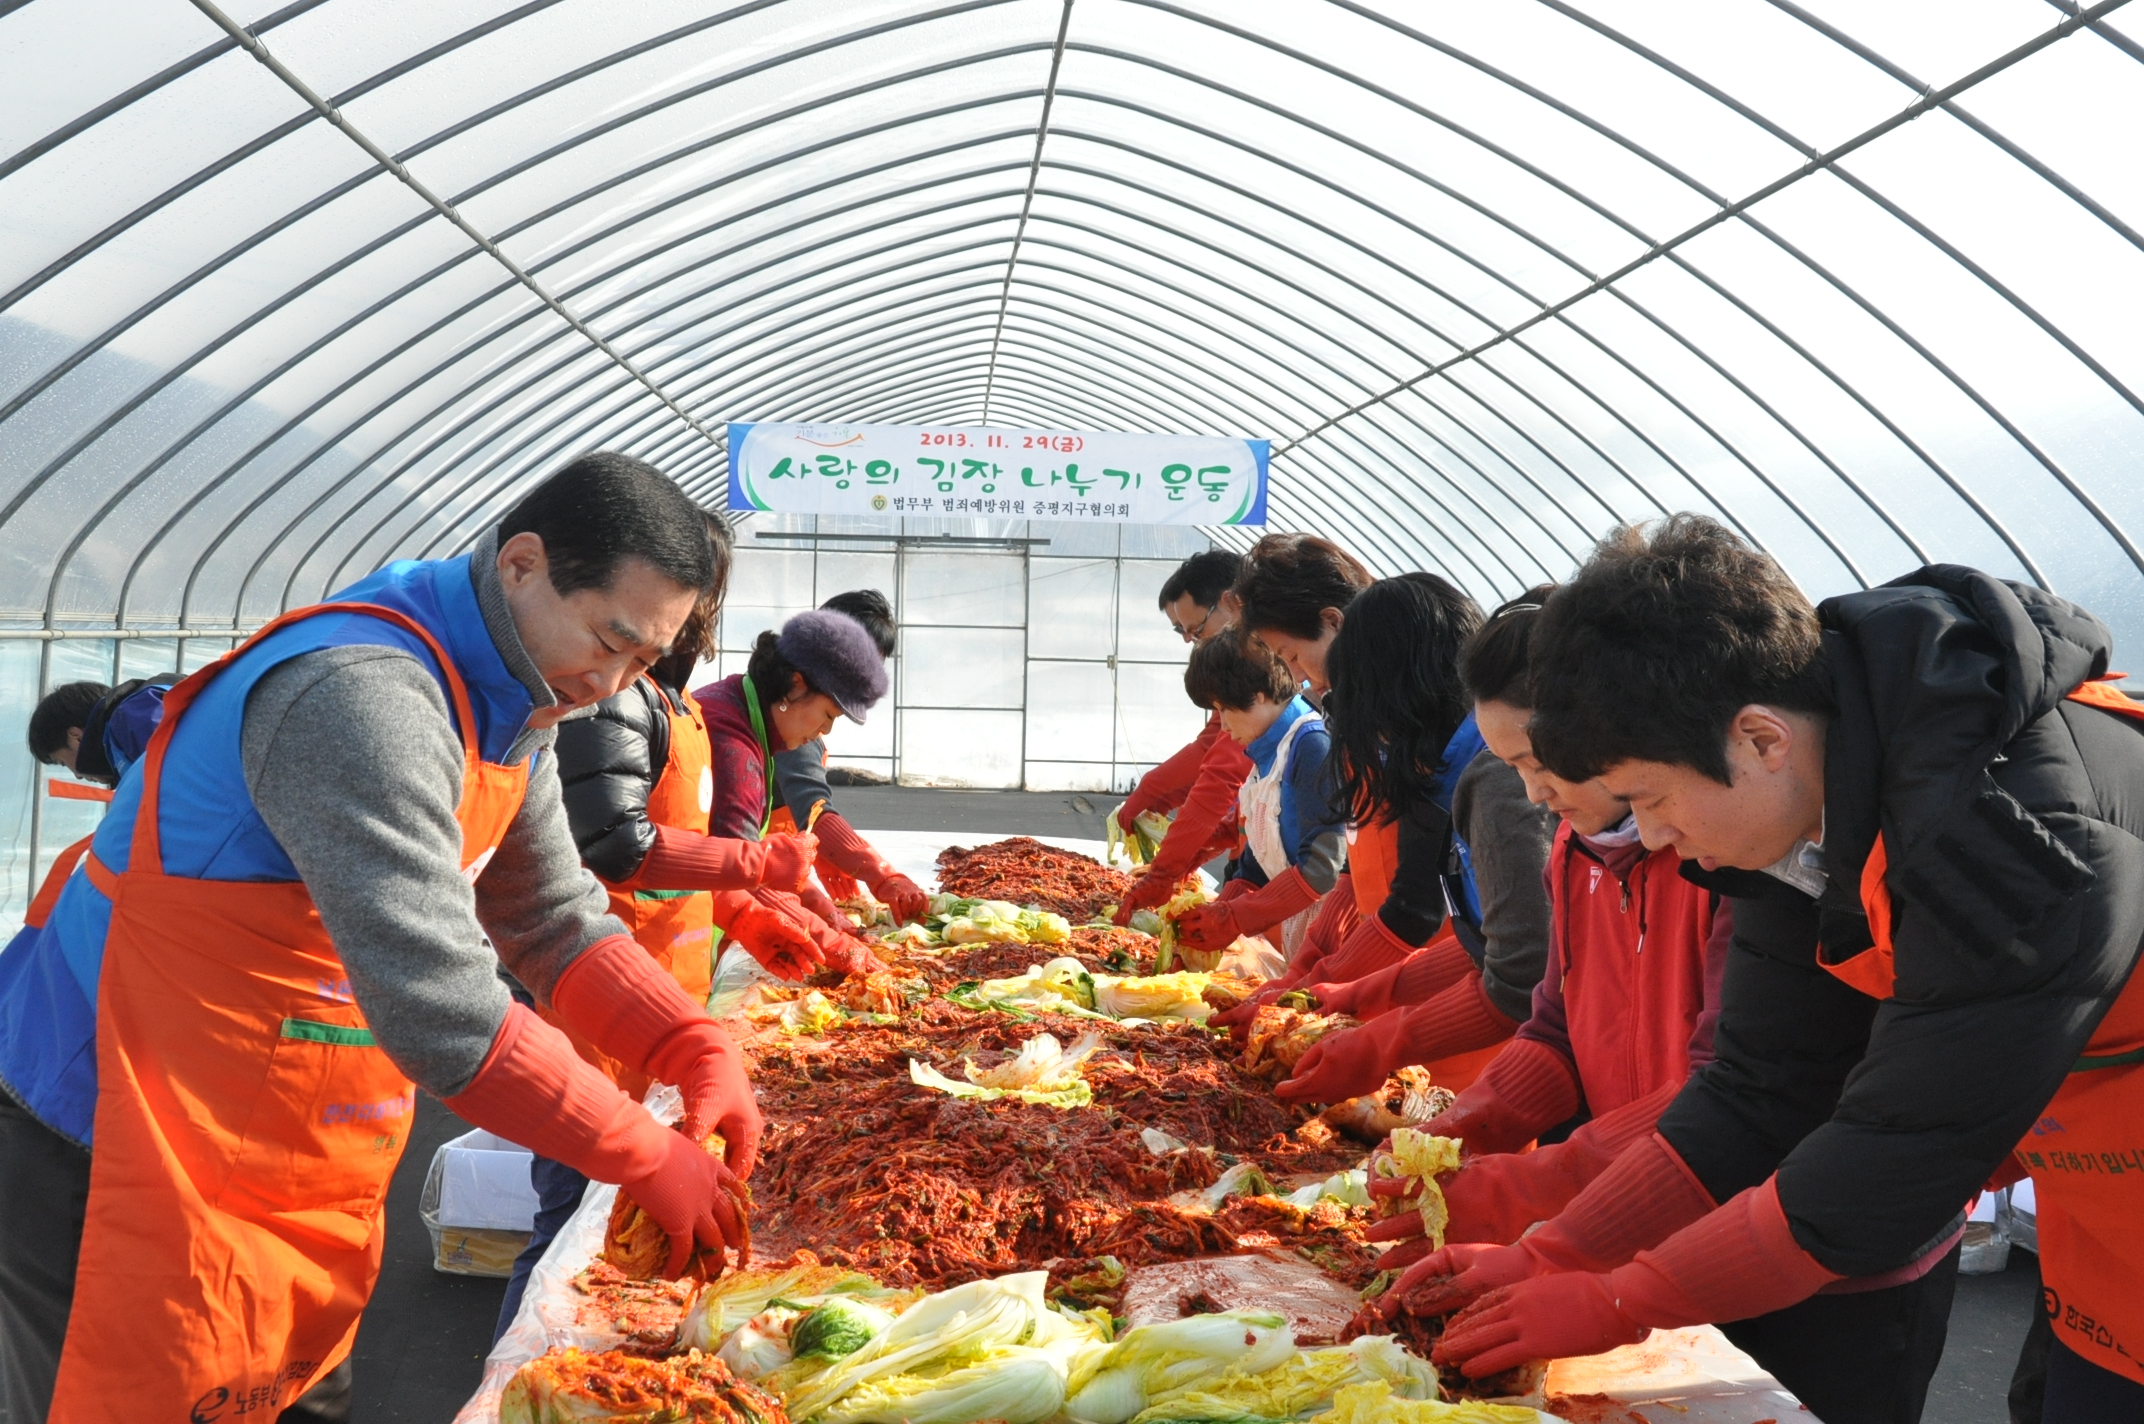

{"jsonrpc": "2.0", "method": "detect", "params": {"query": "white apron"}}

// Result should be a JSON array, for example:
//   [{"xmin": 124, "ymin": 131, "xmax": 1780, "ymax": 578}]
[{"xmin": 1238, "ymin": 712, "xmax": 1319, "ymax": 964}]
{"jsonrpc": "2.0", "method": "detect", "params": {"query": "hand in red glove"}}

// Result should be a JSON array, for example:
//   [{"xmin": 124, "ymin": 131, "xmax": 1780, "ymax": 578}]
[
  {"xmin": 798, "ymin": 881, "xmax": 851, "ymax": 932},
  {"xmin": 1272, "ymin": 1014, "xmax": 1405, "ymax": 1105},
  {"xmin": 1433, "ymin": 1273, "xmax": 1646, "ymax": 1380},
  {"xmin": 870, "ymin": 871, "xmax": 930, "ymax": 925},
  {"xmin": 756, "ymin": 833, "xmax": 817, "ymax": 895},
  {"xmin": 809, "ymin": 811, "xmax": 930, "ymax": 923},
  {"xmin": 549, "ymin": 936, "xmax": 765, "ymax": 1177},
  {"xmin": 1371, "ymin": 1235, "xmax": 1540, "ymax": 1309},
  {"xmin": 1112, "ymin": 867, "xmax": 1182, "ymax": 926},
  {"xmin": 711, "ymin": 890, "xmax": 825, "ymax": 980},
  {"xmin": 1276, "ymin": 971, "xmax": 1516, "ymax": 1104},
  {"xmin": 625, "ymin": 1126, "xmax": 753, "ymax": 1277},
  {"xmin": 1307, "ymin": 933, "xmax": 1473, "ymax": 1021},
  {"xmin": 446, "ymin": 1004, "xmax": 751, "ymax": 1279},
  {"xmin": 1177, "ymin": 866, "xmax": 1320, "ymax": 951}
]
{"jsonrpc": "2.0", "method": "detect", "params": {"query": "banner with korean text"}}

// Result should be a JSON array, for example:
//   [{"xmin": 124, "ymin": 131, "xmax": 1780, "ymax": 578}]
[{"xmin": 726, "ymin": 420, "xmax": 1269, "ymax": 525}]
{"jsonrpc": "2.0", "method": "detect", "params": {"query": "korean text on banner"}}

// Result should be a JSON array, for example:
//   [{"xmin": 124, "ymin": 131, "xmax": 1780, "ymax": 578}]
[{"xmin": 726, "ymin": 421, "xmax": 1269, "ymax": 525}]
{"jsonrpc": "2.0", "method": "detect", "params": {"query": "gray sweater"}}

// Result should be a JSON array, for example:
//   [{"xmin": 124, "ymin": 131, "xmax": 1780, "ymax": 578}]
[{"xmin": 238, "ymin": 530, "xmax": 623, "ymax": 1098}]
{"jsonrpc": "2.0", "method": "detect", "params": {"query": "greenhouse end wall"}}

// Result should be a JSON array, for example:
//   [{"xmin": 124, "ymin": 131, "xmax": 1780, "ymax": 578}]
[{"xmin": 707, "ymin": 513, "xmax": 1213, "ymax": 793}]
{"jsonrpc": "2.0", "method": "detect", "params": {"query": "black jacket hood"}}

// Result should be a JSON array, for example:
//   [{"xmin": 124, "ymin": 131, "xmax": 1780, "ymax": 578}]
[{"xmin": 1816, "ymin": 565, "xmax": 2111, "ymax": 983}]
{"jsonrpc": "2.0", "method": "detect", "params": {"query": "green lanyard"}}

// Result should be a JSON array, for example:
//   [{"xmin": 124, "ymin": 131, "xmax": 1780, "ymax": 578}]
[{"xmin": 740, "ymin": 673, "xmax": 777, "ymax": 839}]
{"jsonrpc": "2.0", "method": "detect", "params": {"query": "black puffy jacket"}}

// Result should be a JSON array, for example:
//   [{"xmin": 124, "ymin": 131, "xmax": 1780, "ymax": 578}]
[
  {"xmin": 552, "ymin": 677, "xmax": 684, "ymax": 883},
  {"xmin": 1663, "ymin": 566, "xmax": 2144, "ymax": 1277}
]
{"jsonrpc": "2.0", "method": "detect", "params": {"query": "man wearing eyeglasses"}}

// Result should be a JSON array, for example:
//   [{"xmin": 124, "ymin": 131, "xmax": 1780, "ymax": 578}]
[{"xmin": 1111, "ymin": 549, "xmax": 1254, "ymax": 925}]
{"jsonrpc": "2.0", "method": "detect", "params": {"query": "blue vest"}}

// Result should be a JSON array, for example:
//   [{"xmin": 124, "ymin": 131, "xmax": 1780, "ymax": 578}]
[
  {"xmin": 1431, "ymin": 710, "xmax": 1488, "ymax": 945},
  {"xmin": 0, "ymin": 554, "xmax": 537, "ymax": 1145}
]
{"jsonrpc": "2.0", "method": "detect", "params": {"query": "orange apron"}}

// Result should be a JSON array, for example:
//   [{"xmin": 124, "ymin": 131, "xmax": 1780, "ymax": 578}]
[
  {"xmin": 48, "ymin": 604, "xmax": 529, "ymax": 1424},
  {"xmin": 1347, "ymin": 817, "xmax": 1399, "ymax": 918},
  {"xmin": 1845, "ymin": 676, "xmax": 2144, "ymax": 1385},
  {"xmin": 544, "ymin": 682, "xmax": 719, "ymax": 1096},
  {"xmin": 26, "ymin": 834, "xmax": 95, "ymax": 930}
]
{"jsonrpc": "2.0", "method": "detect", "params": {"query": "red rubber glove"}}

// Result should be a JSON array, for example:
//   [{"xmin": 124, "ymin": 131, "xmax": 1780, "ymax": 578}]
[
  {"xmin": 797, "ymin": 881, "xmax": 850, "ymax": 931},
  {"xmin": 868, "ymin": 872, "xmax": 930, "ymax": 925},
  {"xmin": 814, "ymin": 861, "xmax": 864, "ymax": 902},
  {"xmin": 1176, "ymin": 867, "xmax": 1320, "ymax": 951},
  {"xmin": 1293, "ymin": 873, "xmax": 1358, "ymax": 973},
  {"xmin": 709, "ymin": 888, "xmax": 825, "ymax": 981},
  {"xmin": 810, "ymin": 811, "xmax": 930, "ymax": 922},
  {"xmin": 1276, "ymin": 971, "xmax": 1516, "ymax": 1104},
  {"xmin": 1604, "ymin": 1176, "xmax": 1841, "ymax": 1326},
  {"xmin": 1308, "ymin": 933, "xmax": 1473, "ymax": 1020},
  {"xmin": 1372, "ymin": 1128, "xmax": 1717, "ymax": 1318},
  {"xmin": 1437, "ymin": 1079, "xmax": 1683, "ymax": 1243},
  {"xmin": 445, "ymin": 1004, "xmax": 748, "ymax": 1276},
  {"xmin": 1312, "ymin": 910, "xmax": 1429, "ymax": 987},
  {"xmin": 1112, "ymin": 866, "xmax": 1184, "ymax": 925},
  {"xmin": 1209, "ymin": 877, "xmax": 1363, "ymax": 1033},
  {"xmin": 549, "ymin": 936, "xmax": 764, "ymax": 1177},
  {"xmin": 631, "ymin": 827, "xmax": 815, "ymax": 895},
  {"xmin": 1432, "ymin": 1177, "xmax": 1841, "ymax": 1381},
  {"xmin": 1433, "ymin": 1272, "xmax": 1646, "ymax": 1380},
  {"xmin": 1425, "ymin": 1036, "xmax": 1585, "ymax": 1158},
  {"xmin": 759, "ymin": 887, "xmax": 889, "ymax": 977},
  {"xmin": 1112, "ymin": 734, "xmax": 1251, "ymax": 925}
]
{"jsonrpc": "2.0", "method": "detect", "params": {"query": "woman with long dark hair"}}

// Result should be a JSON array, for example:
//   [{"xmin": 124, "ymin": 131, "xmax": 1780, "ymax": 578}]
[{"xmin": 1259, "ymin": 573, "xmax": 1557, "ymax": 1099}]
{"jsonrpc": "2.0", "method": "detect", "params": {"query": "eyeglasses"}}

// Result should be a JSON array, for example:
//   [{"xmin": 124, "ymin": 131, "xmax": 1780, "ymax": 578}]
[{"xmin": 1170, "ymin": 605, "xmax": 1216, "ymax": 641}]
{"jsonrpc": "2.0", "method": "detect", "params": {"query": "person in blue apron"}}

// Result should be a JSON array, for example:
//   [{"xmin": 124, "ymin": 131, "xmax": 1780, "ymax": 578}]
[{"xmin": 1171, "ymin": 627, "xmax": 1344, "ymax": 963}]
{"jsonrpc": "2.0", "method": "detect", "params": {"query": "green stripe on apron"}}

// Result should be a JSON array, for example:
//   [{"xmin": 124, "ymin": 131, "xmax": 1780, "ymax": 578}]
[
  {"xmin": 741, "ymin": 672, "xmax": 777, "ymax": 839},
  {"xmin": 279, "ymin": 1018, "xmax": 376, "ymax": 1047}
]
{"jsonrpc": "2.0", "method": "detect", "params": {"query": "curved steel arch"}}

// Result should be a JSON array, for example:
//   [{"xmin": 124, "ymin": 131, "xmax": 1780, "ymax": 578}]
[{"xmin": 0, "ymin": 0, "xmax": 2137, "ymax": 645}]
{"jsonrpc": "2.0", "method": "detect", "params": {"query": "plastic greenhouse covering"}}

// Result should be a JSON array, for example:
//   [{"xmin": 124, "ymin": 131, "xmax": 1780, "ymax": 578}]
[{"xmin": 2, "ymin": 0, "xmax": 2141, "ymax": 921}]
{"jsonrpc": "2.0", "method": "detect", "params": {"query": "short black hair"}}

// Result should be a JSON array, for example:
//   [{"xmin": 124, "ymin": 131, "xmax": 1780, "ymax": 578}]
[
  {"xmin": 746, "ymin": 629, "xmax": 813, "ymax": 713},
  {"xmin": 1235, "ymin": 533, "xmax": 1374, "ymax": 640},
  {"xmin": 1158, "ymin": 549, "xmax": 1243, "ymax": 611},
  {"xmin": 650, "ymin": 512, "xmax": 733, "ymax": 691},
  {"xmin": 496, "ymin": 451, "xmax": 712, "ymax": 597},
  {"xmin": 1528, "ymin": 516, "xmax": 1833, "ymax": 784},
  {"xmin": 1457, "ymin": 585, "xmax": 1557, "ymax": 709},
  {"xmin": 1184, "ymin": 626, "xmax": 1296, "ymax": 712},
  {"xmin": 29, "ymin": 682, "xmax": 109, "ymax": 763},
  {"xmin": 821, "ymin": 589, "xmax": 896, "ymax": 658},
  {"xmin": 1325, "ymin": 573, "xmax": 1483, "ymax": 822}
]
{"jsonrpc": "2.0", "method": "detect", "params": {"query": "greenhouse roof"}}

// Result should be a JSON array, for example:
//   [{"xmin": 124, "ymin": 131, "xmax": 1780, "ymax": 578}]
[{"xmin": 3, "ymin": 0, "xmax": 2141, "ymax": 639}]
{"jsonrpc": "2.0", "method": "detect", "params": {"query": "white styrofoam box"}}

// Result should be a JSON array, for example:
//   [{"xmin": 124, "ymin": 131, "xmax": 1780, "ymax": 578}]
[{"xmin": 433, "ymin": 1128, "xmax": 539, "ymax": 1231}]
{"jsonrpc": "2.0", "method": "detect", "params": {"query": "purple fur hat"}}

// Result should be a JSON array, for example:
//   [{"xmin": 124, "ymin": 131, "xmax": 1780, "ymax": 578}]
[{"xmin": 778, "ymin": 609, "xmax": 889, "ymax": 722}]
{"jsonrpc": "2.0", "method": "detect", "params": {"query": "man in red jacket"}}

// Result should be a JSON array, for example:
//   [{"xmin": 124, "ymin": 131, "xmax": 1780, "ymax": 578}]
[{"xmin": 1112, "ymin": 549, "xmax": 1253, "ymax": 923}]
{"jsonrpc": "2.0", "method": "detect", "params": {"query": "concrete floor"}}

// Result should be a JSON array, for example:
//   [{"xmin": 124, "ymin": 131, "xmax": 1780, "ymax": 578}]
[{"xmin": 354, "ymin": 787, "xmax": 2043, "ymax": 1423}]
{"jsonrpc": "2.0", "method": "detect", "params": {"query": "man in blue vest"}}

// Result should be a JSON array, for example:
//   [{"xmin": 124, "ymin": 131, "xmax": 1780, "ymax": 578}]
[{"xmin": 0, "ymin": 452, "xmax": 761, "ymax": 1424}]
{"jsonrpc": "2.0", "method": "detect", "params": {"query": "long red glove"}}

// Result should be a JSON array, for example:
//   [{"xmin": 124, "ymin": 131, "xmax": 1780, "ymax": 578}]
[
  {"xmin": 1113, "ymin": 733, "xmax": 1251, "ymax": 925},
  {"xmin": 1307, "ymin": 934, "xmax": 1474, "ymax": 1020},
  {"xmin": 446, "ymin": 1002, "xmax": 747, "ymax": 1276},
  {"xmin": 550, "ymin": 935, "xmax": 764, "ymax": 1175},
  {"xmin": 811, "ymin": 811, "xmax": 929, "ymax": 923},
  {"xmin": 709, "ymin": 888, "xmax": 824, "ymax": 980},
  {"xmin": 759, "ymin": 886, "xmax": 888, "ymax": 977},
  {"xmin": 1434, "ymin": 1178, "xmax": 1840, "ymax": 1380},
  {"xmin": 1368, "ymin": 1080, "xmax": 1685, "ymax": 1270},
  {"xmin": 1424, "ymin": 1036, "xmax": 1585, "ymax": 1157},
  {"xmin": 1376, "ymin": 1129, "xmax": 1717, "ymax": 1314},
  {"xmin": 631, "ymin": 826, "xmax": 815, "ymax": 895},
  {"xmin": 1175, "ymin": 866, "xmax": 1320, "ymax": 951},
  {"xmin": 1276, "ymin": 971, "xmax": 1517, "ymax": 1104},
  {"xmin": 1208, "ymin": 881, "xmax": 1361, "ymax": 1037},
  {"xmin": 1312, "ymin": 910, "xmax": 1430, "ymax": 987}
]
